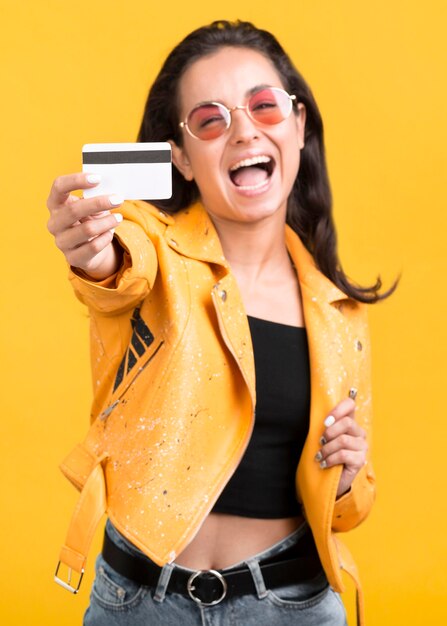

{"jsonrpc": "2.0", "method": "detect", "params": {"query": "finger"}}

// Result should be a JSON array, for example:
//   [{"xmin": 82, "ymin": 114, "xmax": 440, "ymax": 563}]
[
  {"xmin": 329, "ymin": 397, "xmax": 356, "ymax": 421},
  {"xmin": 64, "ymin": 230, "xmax": 116, "ymax": 269},
  {"xmin": 323, "ymin": 416, "xmax": 365, "ymax": 445},
  {"xmin": 79, "ymin": 210, "xmax": 112, "ymax": 221},
  {"xmin": 55, "ymin": 213, "xmax": 122, "ymax": 252},
  {"xmin": 317, "ymin": 448, "xmax": 367, "ymax": 471},
  {"xmin": 47, "ymin": 173, "xmax": 102, "ymax": 210},
  {"xmin": 316, "ymin": 432, "xmax": 367, "ymax": 464},
  {"xmin": 47, "ymin": 195, "xmax": 123, "ymax": 235},
  {"xmin": 319, "ymin": 398, "xmax": 357, "ymax": 445}
]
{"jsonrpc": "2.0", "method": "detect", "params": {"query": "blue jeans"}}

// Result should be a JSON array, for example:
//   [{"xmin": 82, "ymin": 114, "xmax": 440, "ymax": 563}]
[{"xmin": 84, "ymin": 519, "xmax": 347, "ymax": 625}]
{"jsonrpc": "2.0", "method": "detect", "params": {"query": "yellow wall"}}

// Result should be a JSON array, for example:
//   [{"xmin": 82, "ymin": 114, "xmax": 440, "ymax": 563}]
[{"xmin": 1, "ymin": 1, "xmax": 446, "ymax": 623}]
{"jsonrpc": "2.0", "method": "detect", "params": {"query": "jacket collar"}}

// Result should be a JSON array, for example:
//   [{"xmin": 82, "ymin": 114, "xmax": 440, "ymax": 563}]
[
  {"xmin": 164, "ymin": 203, "xmax": 229, "ymax": 270},
  {"xmin": 165, "ymin": 202, "xmax": 350, "ymax": 306},
  {"xmin": 285, "ymin": 226, "xmax": 350, "ymax": 306}
]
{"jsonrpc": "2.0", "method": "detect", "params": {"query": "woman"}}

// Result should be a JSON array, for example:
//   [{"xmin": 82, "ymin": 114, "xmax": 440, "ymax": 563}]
[{"xmin": 48, "ymin": 20, "xmax": 390, "ymax": 626}]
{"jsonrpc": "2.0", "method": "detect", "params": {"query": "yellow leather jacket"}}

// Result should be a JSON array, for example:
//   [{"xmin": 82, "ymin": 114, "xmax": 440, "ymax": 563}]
[{"xmin": 57, "ymin": 201, "xmax": 374, "ymax": 624}]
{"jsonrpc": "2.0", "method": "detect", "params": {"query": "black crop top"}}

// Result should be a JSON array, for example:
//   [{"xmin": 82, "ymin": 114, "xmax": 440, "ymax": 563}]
[{"xmin": 212, "ymin": 315, "xmax": 311, "ymax": 518}]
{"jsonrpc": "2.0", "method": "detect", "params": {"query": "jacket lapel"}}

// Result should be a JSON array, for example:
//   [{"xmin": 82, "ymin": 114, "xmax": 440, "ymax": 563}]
[{"xmin": 164, "ymin": 204, "xmax": 256, "ymax": 403}]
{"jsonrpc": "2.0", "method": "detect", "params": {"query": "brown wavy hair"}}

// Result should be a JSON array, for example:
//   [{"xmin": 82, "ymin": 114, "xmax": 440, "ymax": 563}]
[{"xmin": 138, "ymin": 20, "xmax": 395, "ymax": 303}]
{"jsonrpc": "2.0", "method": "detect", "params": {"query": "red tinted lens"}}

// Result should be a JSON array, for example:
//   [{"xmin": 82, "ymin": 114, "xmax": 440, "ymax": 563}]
[
  {"xmin": 248, "ymin": 88, "xmax": 292, "ymax": 125},
  {"xmin": 187, "ymin": 103, "xmax": 229, "ymax": 140}
]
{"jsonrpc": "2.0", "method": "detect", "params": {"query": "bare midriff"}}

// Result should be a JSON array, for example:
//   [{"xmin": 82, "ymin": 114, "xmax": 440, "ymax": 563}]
[{"xmin": 174, "ymin": 512, "xmax": 305, "ymax": 570}]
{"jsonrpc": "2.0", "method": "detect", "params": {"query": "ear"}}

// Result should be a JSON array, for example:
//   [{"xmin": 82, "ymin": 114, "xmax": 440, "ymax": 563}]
[
  {"xmin": 168, "ymin": 139, "xmax": 194, "ymax": 181},
  {"xmin": 296, "ymin": 103, "xmax": 306, "ymax": 150}
]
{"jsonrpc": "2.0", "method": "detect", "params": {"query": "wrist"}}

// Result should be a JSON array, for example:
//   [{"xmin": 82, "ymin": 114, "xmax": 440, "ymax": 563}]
[{"xmin": 77, "ymin": 238, "xmax": 124, "ymax": 281}]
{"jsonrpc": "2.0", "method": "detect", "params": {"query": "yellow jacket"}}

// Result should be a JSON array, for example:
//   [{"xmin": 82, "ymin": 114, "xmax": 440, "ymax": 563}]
[{"xmin": 57, "ymin": 201, "xmax": 375, "ymax": 624}]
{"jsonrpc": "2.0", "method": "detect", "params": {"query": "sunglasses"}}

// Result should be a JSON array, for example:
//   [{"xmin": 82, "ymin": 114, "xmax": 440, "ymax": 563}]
[{"xmin": 179, "ymin": 87, "xmax": 297, "ymax": 141}]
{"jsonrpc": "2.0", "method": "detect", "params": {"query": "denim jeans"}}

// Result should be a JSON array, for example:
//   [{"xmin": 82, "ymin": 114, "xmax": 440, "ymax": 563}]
[{"xmin": 83, "ymin": 519, "xmax": 347, "ymax": 625}]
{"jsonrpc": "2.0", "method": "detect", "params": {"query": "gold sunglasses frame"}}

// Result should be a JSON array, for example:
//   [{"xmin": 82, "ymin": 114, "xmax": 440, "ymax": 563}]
[{"xmin": 179, "ymin": 87, "xmax": 297, "ymax": 140}]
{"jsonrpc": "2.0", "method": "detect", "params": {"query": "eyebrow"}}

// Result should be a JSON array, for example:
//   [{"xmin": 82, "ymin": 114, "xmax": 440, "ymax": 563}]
[
  {"xmin": 191, "ymin": 84, "xmax": 275, "ymax": 109},
  {"xmin": 246, "ymin": 84, "xmax": 272, "ymax": 97}
]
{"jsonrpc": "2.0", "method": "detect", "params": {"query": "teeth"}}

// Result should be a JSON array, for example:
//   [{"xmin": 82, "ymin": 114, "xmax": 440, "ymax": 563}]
[{"xmin": 230, "ymin": 155, "xmax": 271, "ymax": 171}]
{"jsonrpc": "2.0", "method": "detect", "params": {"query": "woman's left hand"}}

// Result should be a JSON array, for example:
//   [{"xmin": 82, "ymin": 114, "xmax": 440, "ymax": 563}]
[{"xmin": 315, "ymin": 397, "xmax": 368, "ymax": 498}]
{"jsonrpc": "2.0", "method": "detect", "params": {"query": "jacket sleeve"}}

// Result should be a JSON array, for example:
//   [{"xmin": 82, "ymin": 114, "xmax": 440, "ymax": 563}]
[
  {"xmin": 332, "ymin": 463, "xmax": 376, "ymax": 531},
  {"xmin": 332, "ymin": 303, "xmax": 376, "ymax": 531},
  {"xmin": 68, "ymin": 203, "xmax": 159, "ymax": 315}
]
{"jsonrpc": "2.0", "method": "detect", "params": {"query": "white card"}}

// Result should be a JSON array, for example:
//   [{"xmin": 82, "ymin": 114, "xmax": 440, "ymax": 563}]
[{"xmin": 82, "ymin": 142, "xmax": 172, "ymax": 200}]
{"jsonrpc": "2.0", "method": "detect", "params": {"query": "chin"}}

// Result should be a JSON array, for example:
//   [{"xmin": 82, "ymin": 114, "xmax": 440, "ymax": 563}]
[{"xmin": 231, "ymin": 201, "xmax": 286, "ymax": 224}]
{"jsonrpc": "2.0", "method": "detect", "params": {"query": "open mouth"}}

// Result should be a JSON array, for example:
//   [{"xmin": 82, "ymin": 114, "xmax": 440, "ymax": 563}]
[{"xmin": 229, "ymin": 156, "xmax": 275, "ymax": 190}]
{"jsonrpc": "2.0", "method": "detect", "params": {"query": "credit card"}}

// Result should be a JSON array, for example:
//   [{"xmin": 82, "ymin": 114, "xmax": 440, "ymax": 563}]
[{"xmin": 82, "ymin": 142, "xmax": 172, "ymax": 200}]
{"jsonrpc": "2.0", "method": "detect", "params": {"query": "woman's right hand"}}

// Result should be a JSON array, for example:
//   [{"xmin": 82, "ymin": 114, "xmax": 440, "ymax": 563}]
[{"xmin": 47, "ymin": 173, "xmax": 124, "ymax": 280}]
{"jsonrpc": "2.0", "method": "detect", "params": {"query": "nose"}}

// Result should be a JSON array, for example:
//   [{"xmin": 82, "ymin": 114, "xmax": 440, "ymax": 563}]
[{"xmin": 228, "ymin": 106, "xmax": 259, "ymax": 144}]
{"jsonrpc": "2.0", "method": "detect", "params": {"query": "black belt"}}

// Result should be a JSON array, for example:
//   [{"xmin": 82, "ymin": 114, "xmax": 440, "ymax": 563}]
[{"xmin": 102, "ymin": 526, "xmax": 323, "ymax": 607}]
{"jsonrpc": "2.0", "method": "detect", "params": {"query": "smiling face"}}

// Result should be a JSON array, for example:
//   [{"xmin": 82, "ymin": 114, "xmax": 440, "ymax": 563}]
[{"xmin": 170, "ymin": 46, "xmax": 306, "ymax": 227}]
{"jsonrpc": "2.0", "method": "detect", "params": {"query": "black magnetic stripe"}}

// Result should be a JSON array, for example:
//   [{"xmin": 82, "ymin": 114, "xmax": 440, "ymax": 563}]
[{"xmin": 83, "ymin": 150, "xmax": 171, "ymax": 164}]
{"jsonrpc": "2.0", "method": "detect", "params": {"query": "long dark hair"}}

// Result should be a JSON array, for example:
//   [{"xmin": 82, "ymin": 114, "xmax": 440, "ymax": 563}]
[{"xmin": 138, "ymin": 20, "xmax": 395, "ymax": 303}]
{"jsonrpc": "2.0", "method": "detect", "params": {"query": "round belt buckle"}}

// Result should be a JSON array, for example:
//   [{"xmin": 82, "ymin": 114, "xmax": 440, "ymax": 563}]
[{"xmin": 187, "ymin": 569, "xmax": 228, "ymax": 606}]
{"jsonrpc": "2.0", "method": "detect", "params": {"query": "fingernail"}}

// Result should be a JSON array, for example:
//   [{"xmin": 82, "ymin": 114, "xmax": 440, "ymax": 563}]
[
  {"xmin": 110, "ymin": 228, "xmax": 115, "ymax": 236},
  {"xmin": 86, "ymin": 174, "xmax": 102, "ymax": 184},
  {"xmin": 109, "ymin": 195, "xmax": 124, "ymax": 206},
  {"xmin": 315, "ymin": 451, "xmax": 323, "ymax": 462},
  {"xmin": 114, "ymin": 213, "xmax": 123, "ymax": 223},
  {"xmin": 324, "ymin": 415, "xmax": 335, "ymax": 428},
  {"xmin": 319, "ymin": 436, "xmax": 327, "ymax": 446},
  {"xmin": 349, "ymin": 387, "xmax": 358, "ymax": 400},
  {"xmin": 320, "ymin": 460, "xmax": 328, "ymax": 469}
]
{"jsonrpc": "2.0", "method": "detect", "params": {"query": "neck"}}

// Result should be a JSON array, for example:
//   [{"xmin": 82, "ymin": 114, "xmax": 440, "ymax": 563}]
[{"xmin": 209, "ymin": 210, "xmax": 292, "ymax": 288}]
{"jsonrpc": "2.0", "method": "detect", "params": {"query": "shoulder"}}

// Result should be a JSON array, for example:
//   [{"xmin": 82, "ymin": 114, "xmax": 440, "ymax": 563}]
[{"xmin": 119, "ymin": 200, "xmax": 175, "ymax": 233}]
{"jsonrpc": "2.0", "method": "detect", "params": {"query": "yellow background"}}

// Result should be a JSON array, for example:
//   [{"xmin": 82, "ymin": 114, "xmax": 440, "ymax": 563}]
[{"xmin": 1, "ymin": 0, "xmax": 446, "ymax": 623}]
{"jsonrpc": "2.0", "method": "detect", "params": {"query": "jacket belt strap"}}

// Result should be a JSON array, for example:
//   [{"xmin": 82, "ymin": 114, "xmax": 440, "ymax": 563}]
[
  {"xmin": 333, "ymin": 536, "xmax": 365, "ymax": 626},
  {"xmin": 55, "ymin": 461, "xmax": 106, "ymax": 593}
]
